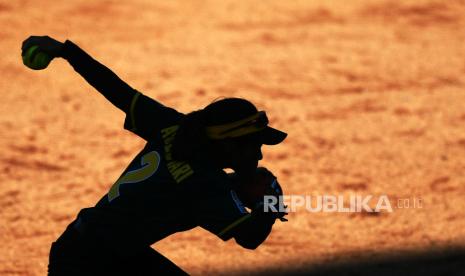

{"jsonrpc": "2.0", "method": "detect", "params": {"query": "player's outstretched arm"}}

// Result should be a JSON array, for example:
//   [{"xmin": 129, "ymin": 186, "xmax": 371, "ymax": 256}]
[{"xmin": 21, "ymin": 35, "xmax": 135, "ymax": 113}]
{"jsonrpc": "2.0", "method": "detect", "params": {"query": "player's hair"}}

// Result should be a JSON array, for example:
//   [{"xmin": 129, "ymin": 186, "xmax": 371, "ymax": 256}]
[{"xmin": 172, "ymin": 97, "xmax": 258, "ymax": 162}]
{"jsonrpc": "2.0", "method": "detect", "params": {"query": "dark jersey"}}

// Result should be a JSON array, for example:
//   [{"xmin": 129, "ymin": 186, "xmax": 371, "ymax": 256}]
[{"xmin": 74, "ymin": 92, "xmax": 250, "ymax": 250}]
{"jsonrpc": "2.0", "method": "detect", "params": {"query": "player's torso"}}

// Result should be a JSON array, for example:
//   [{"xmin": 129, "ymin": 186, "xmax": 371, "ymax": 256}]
[{"xmin": 80, "ymin": 124, "xmax": 200, "ymax": 245}]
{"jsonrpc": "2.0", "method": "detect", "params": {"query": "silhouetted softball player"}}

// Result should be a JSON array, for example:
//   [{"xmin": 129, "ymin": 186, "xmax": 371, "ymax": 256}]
[{"xmin": 22, "ymin": 35, "xmax": 287, "ymax": 275}]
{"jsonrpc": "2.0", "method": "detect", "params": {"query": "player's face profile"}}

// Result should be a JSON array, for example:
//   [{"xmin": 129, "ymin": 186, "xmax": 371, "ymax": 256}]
[{"xmin": 229, "ymin": 140, "xmax": 263, "ymax": 175}]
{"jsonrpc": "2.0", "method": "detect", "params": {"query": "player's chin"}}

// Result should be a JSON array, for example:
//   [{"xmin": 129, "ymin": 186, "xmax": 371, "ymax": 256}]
[{"xmin": 234, "ymin": 161, "xmax": 259, "ymax": 177}]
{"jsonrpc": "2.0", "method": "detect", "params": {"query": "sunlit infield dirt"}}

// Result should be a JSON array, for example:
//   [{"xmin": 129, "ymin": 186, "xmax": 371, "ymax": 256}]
[{"xmin": 1, "ymin": 0, "xmax": 465, "ymax": 275}]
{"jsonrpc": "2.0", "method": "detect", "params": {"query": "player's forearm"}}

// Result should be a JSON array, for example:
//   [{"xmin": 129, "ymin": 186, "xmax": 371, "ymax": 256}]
[{"xmin": 60, "ymin": 40, "xmax": 135, "ymax": 112}]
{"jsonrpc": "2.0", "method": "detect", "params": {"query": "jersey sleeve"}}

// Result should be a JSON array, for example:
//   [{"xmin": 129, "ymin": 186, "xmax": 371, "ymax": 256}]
[
  {"xmin": 193, "ymin": 176, "xmax": 252, "ymax": 241},
  {"xmin": 124, "ymin": 91, "xmax": 184, "ymax": 141}
]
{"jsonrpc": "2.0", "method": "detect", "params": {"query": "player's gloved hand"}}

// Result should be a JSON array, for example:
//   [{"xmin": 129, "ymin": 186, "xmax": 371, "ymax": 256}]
[
  {"xmin": 234, "ymin": 167, "xmax": 288, "ymax": 222},
  {"xmin": 21, "ymin": 35, "xmax": 65, "ymax": 58},
  {"xmin": 255, "ymin": 176, "xmax": 288, "ymax": 222}
]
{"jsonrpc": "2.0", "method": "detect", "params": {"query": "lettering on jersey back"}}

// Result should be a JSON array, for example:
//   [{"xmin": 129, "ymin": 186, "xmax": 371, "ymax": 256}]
[
  {"xmin": 108, "ymin": 150, "xmax": 161, "ymax": 202},
  {"xmin": 161, "ymin": 125, "xmax": 194, "ymax": 183}
]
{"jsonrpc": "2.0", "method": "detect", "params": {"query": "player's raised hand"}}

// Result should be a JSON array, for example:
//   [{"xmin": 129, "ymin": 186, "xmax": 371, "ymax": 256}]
[
  {"xmin": 21, "ymin": 35, "xmax": 64, "ymax": 58},
  {"xmin": 21, "ymin": 35, "xmax": 65, "ymax": 70}
]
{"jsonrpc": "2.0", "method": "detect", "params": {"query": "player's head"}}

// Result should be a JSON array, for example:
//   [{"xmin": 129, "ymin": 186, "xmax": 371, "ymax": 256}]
[
  {"xmin": 173, "ymin": 97, "xmax": 287, "ymax": 175},
  {"xmin": 202, "ymin": 98, "xmax": 286, "ymax": 145}
]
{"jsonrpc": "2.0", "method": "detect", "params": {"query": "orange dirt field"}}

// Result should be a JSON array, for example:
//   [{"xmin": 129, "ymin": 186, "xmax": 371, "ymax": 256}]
[{"xmin": 1, "ymin": 0, "xmax": 465, "ymax": 275}]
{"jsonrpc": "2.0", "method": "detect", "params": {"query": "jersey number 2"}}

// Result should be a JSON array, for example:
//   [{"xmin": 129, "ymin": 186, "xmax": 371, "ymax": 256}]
[{"xmin": 108, "ymin": 151, "xmax": 161, "ymax": 202}]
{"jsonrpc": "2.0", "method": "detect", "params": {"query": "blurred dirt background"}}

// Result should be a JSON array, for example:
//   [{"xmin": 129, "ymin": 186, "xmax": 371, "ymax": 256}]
[{"xmin": 1, "ymin": 0, "xmax": 465, "ymax": 275}]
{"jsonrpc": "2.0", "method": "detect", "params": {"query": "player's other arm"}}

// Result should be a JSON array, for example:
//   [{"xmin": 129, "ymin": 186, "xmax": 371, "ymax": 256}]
[
  {"xmin": 231, "ymin": 212, "xmax": 275, "ymax": 250},
  {"xmin": 203, "ymin": 209, "xmax": 276, "ymax": 250},
  {"xmin": 22, "ymin": 35, "xmax": 136, "ymax": 113}
]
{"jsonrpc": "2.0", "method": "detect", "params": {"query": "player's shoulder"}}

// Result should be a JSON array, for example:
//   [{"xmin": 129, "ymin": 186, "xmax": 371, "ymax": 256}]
[
  {"xmin": 145, "ymin": 94, "xmax": 183, "ymax": 121},
  {"xmin": 125, "ymin": 91, "xmax": 185, "ymax": 140}
]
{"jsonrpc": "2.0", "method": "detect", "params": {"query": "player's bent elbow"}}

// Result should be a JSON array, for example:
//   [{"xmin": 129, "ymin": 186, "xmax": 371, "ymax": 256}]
[
  {"xmin": 232, "ymin": 213, "xmax": 275, "ymax": 250},
  {"xmin": 234, "ymin": 236, "xmax": 262, "ymax": 250}
]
